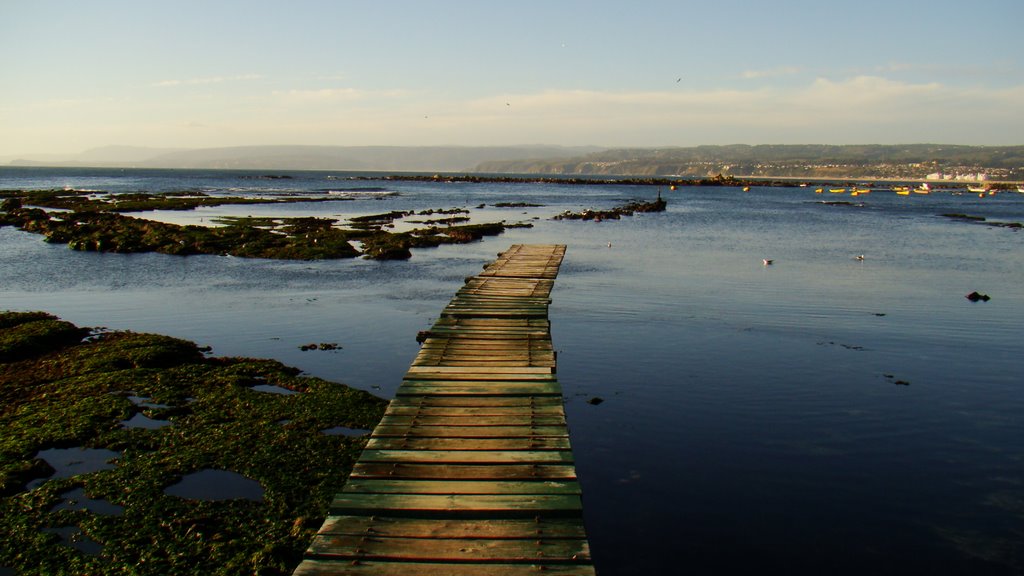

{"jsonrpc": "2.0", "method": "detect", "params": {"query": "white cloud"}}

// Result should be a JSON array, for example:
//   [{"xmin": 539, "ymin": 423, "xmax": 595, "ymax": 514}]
[
  {"xmin": 741, "ymin": 66, "xmax": 802, "ymax": 79},
  {"xmin": 152, "ymin": 74, "xmax": 263, "ymax": 87},
  {"xmin": 271, "ymin": 88, "xmax": 366, "ymax": 102}
]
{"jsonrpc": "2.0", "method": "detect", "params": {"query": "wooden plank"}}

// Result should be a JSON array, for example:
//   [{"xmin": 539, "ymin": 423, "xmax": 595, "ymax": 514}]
[
  {"xmin": 402, "ymin": 374, "xmax": 556, "ymax": 383},
  {"xmin": 370, "ymin": 425, "xmax": 568, "ymax": 438},
  {"xmin": 411, "ymin": 359, "xmax": 556, "ymax": 366},
  {"xmin": 379, "ymin": 415, "xmax": 566, "ymax": 427},
  {"xmin": 330, "ymin": 493, "xmax": 582, "ymax": 515},
  {"xmin": 350, "ymin": 463, "xmax": 578, "ymax": 480},
  {"xmin": 341, "ymin": 479, "xmax": 581, "ymax": 495},
  {"xmin": 419, "ymin": 343, "xmax": 554, "ymax": 352},
  {"xmin": 306, "ymin": 534, "xmax": 590, "ymax": 562},
  {"xmin": 294, "ymin": 559, "xmax": 595, "ymax": 576},
  {"xmin": 358, "ymin": 450, "xmax": 573, "ymax": 464},
  {"xmin": 412, "ymin": 358, "xmax": 556, "ymax": 366},
  {"xmin": 418, "ymin": 342, "xmax": 554, "ymax": 351},
  {"xmin": 413, "ymin": 354, "xmax": 552, "ymax": 361},
  {"xmin": 395, "ymin": 385, "xmax": 564, "ymax": 397},
  {"xmin": 387, "ymin": 396, "xmax": 562, "ymax": 408},
  {"xmin": 315, "ymin": 516, "xmax": 588, "ymax": 539},
  {"xmin": 366, "ymin": 437, "xmax": 572, "ymax": 451},
  {"xmin": 406, "ymin": 366, "xmax": 553, "ymax": 375},
  {"xmin": 412, "ymin": 354, "xmax": 555, "ymax": 362},
  {"xmin": 384, "ymin": 405, "xmax": 564, "ymax": 416}
]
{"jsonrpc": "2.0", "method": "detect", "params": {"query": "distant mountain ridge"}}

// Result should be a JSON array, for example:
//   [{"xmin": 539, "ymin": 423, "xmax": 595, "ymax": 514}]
[
  {"xmin": 473, "ymin": 144, "xmax": 1024, "ymax": 180},
  {"xmin": 4, "ymin": 145, "xmax": 604, "ymax": 172},
  {"xmin": 7, "ymin": 144, "xmax": 1022, "ymax": 179}
]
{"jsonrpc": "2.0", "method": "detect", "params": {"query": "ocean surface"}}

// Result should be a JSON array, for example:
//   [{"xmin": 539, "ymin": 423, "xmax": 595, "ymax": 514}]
[{"xmin": 2, "ymin": 167, "xmax": 1023, "ymax": 575}]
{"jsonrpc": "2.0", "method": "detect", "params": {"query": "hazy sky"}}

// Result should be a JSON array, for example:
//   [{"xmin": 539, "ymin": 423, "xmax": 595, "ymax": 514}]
[{"xmin": 2, "ymin": 0, "xmax": 1022, "ymax": 156}]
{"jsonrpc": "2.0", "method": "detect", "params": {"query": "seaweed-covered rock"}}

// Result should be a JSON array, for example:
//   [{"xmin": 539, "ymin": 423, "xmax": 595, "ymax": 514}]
[
  {"xmin": 0, "ymin": 312, "xmax": 89, "ymax": 362},
  {"xmin": 0, "ymin": 312, "xmax": 387, "ymax": 575},
  {"xmin": 553, "ymin": 198, "xmax": 667, "ymax": 221}
]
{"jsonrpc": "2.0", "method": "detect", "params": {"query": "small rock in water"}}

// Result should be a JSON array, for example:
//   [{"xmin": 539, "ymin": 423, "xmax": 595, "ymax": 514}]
[
  {"xmin": 587, "ymin": 397, "xmax": 604, "ymax": 405},
  {"xmin": 299, "ymin": 342, "xmax": 340, "ymax": 351},
  {"xmin": 965, "ymin": 291, "xmax": 991, "ymax": 302}
]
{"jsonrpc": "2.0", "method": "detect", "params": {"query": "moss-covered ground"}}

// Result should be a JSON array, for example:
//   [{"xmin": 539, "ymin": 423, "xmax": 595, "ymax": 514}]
[{"xmin": 0, "ymin": 311, "xmax": 387, "ymax": 575}]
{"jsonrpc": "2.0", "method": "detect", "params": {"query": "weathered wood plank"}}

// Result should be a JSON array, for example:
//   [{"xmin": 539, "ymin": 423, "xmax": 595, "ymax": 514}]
[
  {"xmin": 358, "ymin": 450, "xmax": 574, "ymax": 464},
  {"xmin": 395, "ymin": 385, "xmax": 564, "ymax": 397},
  {"xmin": 306, "ymin": 534, "xmax": 590, "ymax": 562},
  {"xmin": 384, "ymin": 405, "xmax": 564, "ymax": 416},
  {"xmin": 406, "ymin": 366, "xmax": 553, "ymax": 375},
  {"xmin": 350, "ymin": 463, "xmax": 578, "ymax": 480},
  {"xmin": 419, "ymin": 343, "xmax": 554, "ymax": 352},
  {"xmin": 342, "ymin": 479, "xmax": 581, "ymax": 495},
  {"xmin": 409, "ymin": 358, "xmax": 557, "ymax": 366},
  {"xmin": 330, "ymin": 493, "xmax": 582, "ymax": 515},
  {"xmin": 412, "ymin": 358, "xmax": 556, "ymax": 367},
  {"xmin": 366, "ymin": 437, "xmax": 571, "ymax": 451},
  {"xmin": 379, "ymin": 415, "xmax": 566, "ymax": 427},
  {"xmin": 370, "ymin": 425, "xmax": 568, "ymax": 438},
  {"xmin": 387, "ymin": 396, "xmax": 562, "ymax": 408},
  {"xmin": 294, "ymin": 559, "xmax": 595, "ymax": 576},
  {"xmin": 315, "ymin": 516, "xmax": 588, "ymax": 539},
  {"xmin": 418, "ymin": 342, "xmax": 554, "ymax": 351}
]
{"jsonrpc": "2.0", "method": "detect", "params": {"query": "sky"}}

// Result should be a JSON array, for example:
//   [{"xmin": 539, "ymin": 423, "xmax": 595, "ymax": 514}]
[{"xmin": 1, "ymin": 0, "xmax": 1022, "ymax": 157}]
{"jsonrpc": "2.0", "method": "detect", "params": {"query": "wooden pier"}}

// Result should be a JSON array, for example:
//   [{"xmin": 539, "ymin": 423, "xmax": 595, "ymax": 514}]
[{"xmin": 294, "ymin": 244, "xmax": 595, "ymax": 575}]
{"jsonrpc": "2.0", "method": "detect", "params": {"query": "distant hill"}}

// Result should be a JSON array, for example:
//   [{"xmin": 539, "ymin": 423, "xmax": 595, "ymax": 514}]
[
  {"xmin": 474, "ymin": 144, "xmax": 1024, "ymax": 180},
  {"xmin": 5, "ymin": 145, "xmax": 604, "ymax": 172}
]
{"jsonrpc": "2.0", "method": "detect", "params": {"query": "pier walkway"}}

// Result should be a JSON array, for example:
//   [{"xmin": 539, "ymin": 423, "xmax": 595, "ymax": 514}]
[{"xmin": 294, "ymin": 244, "xmax": 594, "ymax": 575}]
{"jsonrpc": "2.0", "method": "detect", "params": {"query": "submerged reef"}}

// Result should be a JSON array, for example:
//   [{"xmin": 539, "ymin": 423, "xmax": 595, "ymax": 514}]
[
  {"xmin": 0, "ymin": 311, "xmax": 386, "ymax": 575},
  {"xmin": 0, "ymin": 191, "xmax": 513, "ymax": 261},
  {"xmin": 552, "ymin": 198, "xmax": 668, "ymax": 221}
]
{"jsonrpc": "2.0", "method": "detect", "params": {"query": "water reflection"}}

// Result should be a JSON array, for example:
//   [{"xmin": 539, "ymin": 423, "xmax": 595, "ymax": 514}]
[
  {"xmin": 164, "ymin": 469, "xmax": 264, "ymax": 501},
  {"xmin": 321, "ymin": 426, "xmax": 370, "ymax": 437},
  {"xmin": 28, "ymin": 448, "xmax": 121, "ymax": 490},
  {"xmin": 43, "ymin": 526, "xmax": 103, "ymax": 556},
  {"xmin": 51, "ymin": 487, "xmax": 124, "ymax": 516},
  {"xmin": 250, "ymin": 384, "xmax": 299, "ymax": 395},
  {"xmin": 120, "ymin": 412, "xmax": 172, "ymax": 430}
]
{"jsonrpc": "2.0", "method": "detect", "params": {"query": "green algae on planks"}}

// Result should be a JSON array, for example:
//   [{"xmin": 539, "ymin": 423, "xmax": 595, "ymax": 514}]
[{"xmin": 0, "ymin": 311, "xmax": 387, "ymax": 575}]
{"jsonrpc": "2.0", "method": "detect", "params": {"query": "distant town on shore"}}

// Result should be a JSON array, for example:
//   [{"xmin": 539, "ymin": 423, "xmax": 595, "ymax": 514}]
[{"xmin": 4, "ymin": 143, "xmax": 1023, "ymax": 182}]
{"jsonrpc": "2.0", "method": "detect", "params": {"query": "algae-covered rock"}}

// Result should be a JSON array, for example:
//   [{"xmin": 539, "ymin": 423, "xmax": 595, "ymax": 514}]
[
  {"xmin": 0, "ymin": 312, "xmax": 90, "ymax": 363},
  {"xmin": 0, "ymin": 312, "xmax": 387, "ymax": 575}
]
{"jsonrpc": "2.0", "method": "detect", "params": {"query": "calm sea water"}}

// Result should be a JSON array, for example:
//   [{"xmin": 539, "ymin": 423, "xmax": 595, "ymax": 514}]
[{"xmin": 2, "ymin": 167, "xmax": 1023, "ymax": 575}]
